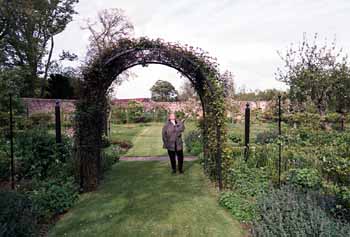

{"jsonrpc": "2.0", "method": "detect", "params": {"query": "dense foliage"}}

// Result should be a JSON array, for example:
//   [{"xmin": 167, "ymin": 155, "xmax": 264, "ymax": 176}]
[
  {"xmin": 46, "ymin": 73, "xmax": 77, "ymax": 99},
  {"xmin": 15, "ymin": 128, "xmax": 72, "ymax": 179},
  {"xmin": 0, "ymin": 0, "xmax": 79, "ymax": 97},
  {"xmin": 219, "ymin": 114, "xmax": 350, "ymax": 236},
  {"xmin": 253, "ymin": 186, "xmax": 350, "ymax": 236},
  {"xmin": 112, "ymin": 105, "xmax": 169, "ymax": 124},
  {"xmin": 30, "ymin": 177, "xmax": 78, "ymax": 218},
  {"xmin": 0, "ymin": 191, "xmax": 39, "ymax": 237},
  {"xmin": 184, "ymin": 129, "xmax": 203, "ymax": 156},
  {"xmin": 0, "ymin": 122, "xmax": 81, "ymax": 229}
]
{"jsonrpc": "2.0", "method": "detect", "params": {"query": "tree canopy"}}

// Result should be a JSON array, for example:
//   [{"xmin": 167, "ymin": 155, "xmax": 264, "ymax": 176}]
[
  {"xmin": 277, "ymin": 33, "xmax": 350, "ymax": 114},
  {"xmin": 150, "ymin": 80, "xmax": 179, "ymax": 102},
  {"xmin": 0, "ymin": 0, "xmax": 79, "ymax": 97},
  {"xmin": 178, "ymin": 81, "xmax": 197, "ymax": 101}
]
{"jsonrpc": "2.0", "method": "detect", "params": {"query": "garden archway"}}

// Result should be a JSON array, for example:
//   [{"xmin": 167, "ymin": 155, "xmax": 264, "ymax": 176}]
[{"xmin": 75, "ymin": 37, "xmax": 227, "ymax": 192}]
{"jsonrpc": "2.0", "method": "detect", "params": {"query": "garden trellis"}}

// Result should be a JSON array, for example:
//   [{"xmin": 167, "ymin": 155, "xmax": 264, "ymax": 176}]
[{"xmin": 74, "ymin": 37, "xmax": 227, "ymax": 192}]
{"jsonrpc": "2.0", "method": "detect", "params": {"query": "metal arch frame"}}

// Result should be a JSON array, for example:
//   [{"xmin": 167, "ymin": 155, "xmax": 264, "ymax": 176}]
[{"xmin": 104, "ymin": 47, "xmax": 223, "ymax": 189}]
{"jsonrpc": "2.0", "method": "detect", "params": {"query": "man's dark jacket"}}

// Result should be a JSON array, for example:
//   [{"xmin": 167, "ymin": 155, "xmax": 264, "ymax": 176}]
[{"xmin": 162, "ymin": 120, "xmax": 185, "ymax": 151}]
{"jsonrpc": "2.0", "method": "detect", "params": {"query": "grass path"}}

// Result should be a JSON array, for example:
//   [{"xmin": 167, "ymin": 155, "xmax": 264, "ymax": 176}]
[
  {"xmin": 49, "ymin": 161, "xmax": 245, "ymax": 237},
  {"xmin": 125, "ymin": 123, "xmax": 167, "ymax": 157}
]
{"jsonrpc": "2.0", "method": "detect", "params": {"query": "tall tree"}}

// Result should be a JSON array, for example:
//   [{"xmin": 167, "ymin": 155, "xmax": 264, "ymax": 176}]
[
  {"xmin": 82, "ymin": 8, "xmax": 134, "ymax": 59},
  {"xmin": 82, "ymin": 8, "xmax": 135, "ymax": 90},
  {"xmin": 0, "ymin": 0, "xmax": 79, "ymax": 97},
  {"xmin": 329, "ymin": 64, "xmax": 350, "ymax": 113},
  {"xmin": 46, "ymin": 74, "xmax": 75, "ymax": 99},
  {"xmin": 178, "ymin": 81, "xmax": 198, "ymax": 101},
  {"xmin": 221, "ymin": 70, "xmax": 235, "ymax": 98},
  {"xmin": 150, "ymin": 80, "xmax": 179, "ymax": 102},
  {"xmin": 276, "ymin": 33, "xmax": 349, "ymax": 115},
  {"xmin": 45, "ymin": 51, "xmax": 79, "ymax": 99}
]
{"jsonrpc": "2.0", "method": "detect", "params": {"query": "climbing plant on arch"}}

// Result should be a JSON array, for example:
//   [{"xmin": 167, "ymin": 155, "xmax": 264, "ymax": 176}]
[{"xmin": 75, "ymin": 37, "xmax": 227, "ymax": 192}]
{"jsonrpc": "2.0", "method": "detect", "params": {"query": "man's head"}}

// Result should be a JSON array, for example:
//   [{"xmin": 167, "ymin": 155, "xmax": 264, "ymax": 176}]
[{"xmin": 169, "ymin": 113, "xmax": 176, "ymax": 121}]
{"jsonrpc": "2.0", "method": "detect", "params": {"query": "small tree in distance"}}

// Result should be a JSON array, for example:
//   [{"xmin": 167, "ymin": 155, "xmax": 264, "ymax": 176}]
[
  {"xmin": 276, "ymin": 33, "xmax": 350, "ymax": 115},
  {"xmin": 150, "ymin": 80, "xmax": 179, "ymax": 102}
]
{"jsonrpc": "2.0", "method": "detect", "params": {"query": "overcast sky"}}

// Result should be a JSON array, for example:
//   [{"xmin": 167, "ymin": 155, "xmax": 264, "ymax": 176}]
[{"xmin": 53, "ymin": 0, "xmax": 350, "ymax": 98}]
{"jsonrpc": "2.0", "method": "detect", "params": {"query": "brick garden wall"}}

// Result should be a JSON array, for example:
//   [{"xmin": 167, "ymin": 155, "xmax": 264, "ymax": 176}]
[{"xmin": 21, "ymin": 98, "xmax": 272, "ymax": 117}]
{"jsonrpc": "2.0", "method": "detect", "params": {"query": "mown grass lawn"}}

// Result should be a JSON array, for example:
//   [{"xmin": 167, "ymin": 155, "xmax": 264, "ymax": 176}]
[
  {"xmin": 125, "ymin": 122, "xmax": 167, "ymax": 157},
  {"xmin": 110, "ymin": 123, "xmax": 146, "ymax": 142},
  {"xmin": 49, "ymin": 161, "xmax": 245, "ymax": 237}
]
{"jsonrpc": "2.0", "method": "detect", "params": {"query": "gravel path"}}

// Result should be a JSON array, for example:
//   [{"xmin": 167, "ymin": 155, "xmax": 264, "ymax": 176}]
[{"xmin": 120, "ymin": 156, "xmax": 198, "ymax": 161}]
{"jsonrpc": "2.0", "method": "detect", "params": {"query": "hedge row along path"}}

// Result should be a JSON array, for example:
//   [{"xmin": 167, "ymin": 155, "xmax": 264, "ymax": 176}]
[{"xmin": 49, "ymin": 160, "xmax": 245, "ymax": 237}]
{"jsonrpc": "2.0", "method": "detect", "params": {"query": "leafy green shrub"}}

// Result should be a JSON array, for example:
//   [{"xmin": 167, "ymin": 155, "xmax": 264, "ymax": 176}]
[
  {"xmin": 284, "ymin": 112, "xmax": 321, "ymax": 129},
  {"xmin": 101, "ymin": 135, "xmax": 111, "ymax": 148},
  {"xmin": 286, "ymin": 168, "xmax": 322, "ymax": 189},
  {"xmin": 29, "ymin": 112, "xmax": 53, "ymax": 127},
  {"xmin": 255, "ymin": 130, "xmax": 279, "ymax": 144},
  {"xmin": 0, "ymin": 111, "xmax": 9, "ymax": 127},
  {"xmin": 219, "ymin": 192, "xmax": 256, "ymax": 222},
  {"xmin": 30, "ymin": 177, "xmax": 78, "ymax": 218},
  {"xmin": 320, "ymin": 154, "xmax": 350, "ymax": 186},
  {"xmin": 283, "ymin": 147, "xmax": 316, "ymax": 170},
  {"xmin": 101, "ymin": 149, "xmax": 119, "ymax": 172},
  {"xmin": 152, "ymin": 108, "xmax": 168, "ymax": 122},
  {"xmin": 175, "ymin": 111, "xmax": 185, "ymax": 120},
  {"xmin": 0, "ymin": 143, "xmax": 10, "ymax": 180},
  {"xmin": 339, "ymin": 186, "xmax": 350, "ymax": 206},
  {"xmin": 135, "ymin": 111, "xmax": 153, "ymax": 123},
  {"xmin": 15, "ymin": 128, "xmax": 73, "ymax": 179},
  {"xmin": 189, "ymin": 143, "xmax": 203, "ymax": 156},
  {"xmin": 250, "ymin": 144, "xmax": 278, "ymax": 169},
  {"xmin": 228, "ymin": 133, "xmax": 241, "ymax": 144},
  {"xmin": 0, "ymin": 191, "xmax": 39, "ymax": 237},
  {"xmin": 112, "ymin": 108, "xmax": 127, "ymax": 124},
  {"xmin": 111, "ymin": 139, "xmax": 133, "ymax": 150},
  {"xmin": 184, "ymin": 129, "xmax": 203, "ymax": 155},
  {"xmin": 253, "ymin": 186, "xmax": 350, "ymax": 236},
  {"xmin": 0, "ymin": 157, "xmax": 9, "ymax": 180},
  {"xmin": 324, "ymin": 112, "xmax": 343, "ymax": 123},
  {"xmin": 225, "ymin": 162, "xmax": 270, "ymax": 197},
  {"xmin": 15, "ymin": 128, "xmax": 55, "ymax": 179}
]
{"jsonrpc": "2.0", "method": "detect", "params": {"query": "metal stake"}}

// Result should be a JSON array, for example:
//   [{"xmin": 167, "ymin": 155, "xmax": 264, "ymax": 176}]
[
  {"xmin": 278, "ymin": 95, "xmax": 282, "ymax": 188},
  {"xmin": 55, "ymin": 100, "xmax": 62, "ymax": 143},
  {"xmin": 9, "ymin": 93, "xmax": 15, "ymax": 190},
  {"xmin": 244, "ymin": 103, "xmax": 250, "ymax": 161}
]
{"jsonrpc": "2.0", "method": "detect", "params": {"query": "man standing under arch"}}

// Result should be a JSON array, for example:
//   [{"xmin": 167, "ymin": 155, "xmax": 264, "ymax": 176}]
[{"xmin": 162, "ymin": 112, "xmax": 185, "ymax": 174}]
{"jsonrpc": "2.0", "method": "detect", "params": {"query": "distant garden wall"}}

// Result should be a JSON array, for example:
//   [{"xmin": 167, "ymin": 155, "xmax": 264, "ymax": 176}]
[
  {"xmin": 21, "ymin": 98, "xmax": 272, "ymax": 116},
  {"xmin": 22, "ymin": 98, "xmax": 76, "ymax": 115}
]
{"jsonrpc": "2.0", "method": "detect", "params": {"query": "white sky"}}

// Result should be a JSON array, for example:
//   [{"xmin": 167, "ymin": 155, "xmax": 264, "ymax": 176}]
[{"xmin": 53, "ymin": 0, "xmax": 350, "ymax": 98}]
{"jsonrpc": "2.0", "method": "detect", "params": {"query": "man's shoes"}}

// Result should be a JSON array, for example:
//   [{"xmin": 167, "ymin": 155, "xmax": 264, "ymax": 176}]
[
  {"xmin": 179, "ymin": 170, "xmax": 184, "ymax": 174},
  {"xmin": 172, "ymin": 169, "xmax": 176, "ymax": 174}
]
